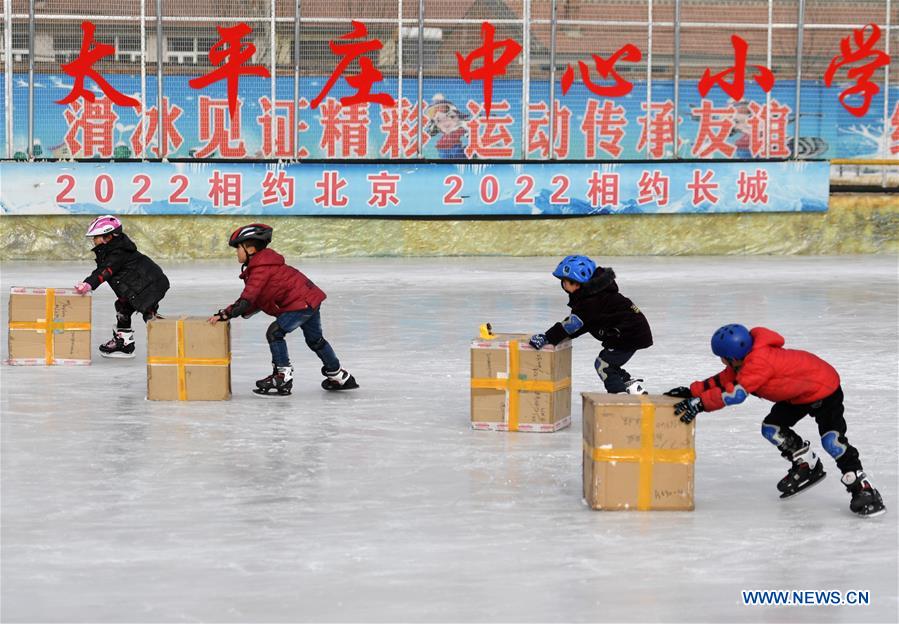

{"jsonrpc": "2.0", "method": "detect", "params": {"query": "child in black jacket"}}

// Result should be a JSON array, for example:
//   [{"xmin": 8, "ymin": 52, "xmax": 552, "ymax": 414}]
[
  {"xmin": 74, "ymin": 215, "xmax": 169, "ymax": 358},
  {"xmin": 530, "ymin": 255, "xmax": 652, "ymax": 394}
]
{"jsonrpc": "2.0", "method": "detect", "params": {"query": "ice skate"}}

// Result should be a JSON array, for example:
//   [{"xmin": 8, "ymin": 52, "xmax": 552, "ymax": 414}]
[
  {"xmin": 253, "ymin": 366, "xmax": 293, "ymax": 396},
  {"xmin": 321, "ymin": 366, "xmax": 359, "ymax": 391},
  {"xmin": 98, "ymin": 330, "xmax": 136, "ymax": 358},
  {"xmin": 777, "ymin": 442, "xmax": 826, "ymax": 498},
  {"xmin": 624, "ymin": 378, "xmax": 648, "ymax": 395},
  {"xmin": 841, "ymin": 471, "xmax": 886, "ymax": 518}
]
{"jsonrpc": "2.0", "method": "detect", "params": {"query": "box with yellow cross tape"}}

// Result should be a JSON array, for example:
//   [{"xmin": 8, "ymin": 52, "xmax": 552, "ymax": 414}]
[
  {"xmin": 7, "ymin": 287, "xmax": 92, "ymax": 365},
  {"xmin": 470, "ymin": 329, "xmax": 572, "ymax": 432},
  {"xmin": 582, "ymin": 393, "xmax": 696, "ymax": 511},
  {"xmin": 147, "ymin": 317, "xmax": 231, "ymax": 401}
]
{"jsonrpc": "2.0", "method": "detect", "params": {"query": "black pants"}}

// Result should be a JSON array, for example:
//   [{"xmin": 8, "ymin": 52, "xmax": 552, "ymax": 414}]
[
  {"xmin": 761, "ymin": 386, "xmax": 862, "ymax": 474},
  {"xmin": 115, "ymin": 297, "xmax": 161, "ymax": 330},
  {"xmin": 594, "ymin": 348, "xmax": 636, "ymax": 393}
]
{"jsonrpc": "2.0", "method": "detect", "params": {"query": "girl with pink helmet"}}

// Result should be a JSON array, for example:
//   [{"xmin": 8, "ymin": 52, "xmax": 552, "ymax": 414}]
[{"xmin": 75, "ymin": 215, "xmax": 170, "ymax": 358}]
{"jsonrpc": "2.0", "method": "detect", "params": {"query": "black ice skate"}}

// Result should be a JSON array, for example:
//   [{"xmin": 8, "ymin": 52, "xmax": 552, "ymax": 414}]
[
  {"xmin": 841, "ymin": 471, "xmax": 886, "ymax": 518},
  {"xmin": 777, "ymin": 442, "xmax": 826, "ymax": 498},
  {"xmin": 624, "ymin": 379, "xmax": 648, "ymax": 395},
  {"xmin": 321, "ymin": 366, "xmax": 359, "ymax": 391},
  {"xmin": 253, "ymin": 366, "xmax": 294, "ymax": 396},
  {"xmin": 98, "ymin": 330, "xmax": 136, "ymax": 359}
]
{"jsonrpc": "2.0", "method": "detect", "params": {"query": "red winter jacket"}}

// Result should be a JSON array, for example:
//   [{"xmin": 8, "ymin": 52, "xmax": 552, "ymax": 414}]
[
  {"xmin": 236, "ymin": 248, "xmax": 326, "ymax": 316},
  {"xmin": 690, "ymin": 327, "xmax": 840, "ymax": 411}
]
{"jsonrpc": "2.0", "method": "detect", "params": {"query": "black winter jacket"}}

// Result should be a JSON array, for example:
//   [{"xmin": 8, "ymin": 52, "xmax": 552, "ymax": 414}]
[
  {"xmin": 84, "ymin": 234, "xmax": 169, "ymax": 313},
  {"xmin": 544, "ymin": 267, "xmax": 653, "ymax": 351}
]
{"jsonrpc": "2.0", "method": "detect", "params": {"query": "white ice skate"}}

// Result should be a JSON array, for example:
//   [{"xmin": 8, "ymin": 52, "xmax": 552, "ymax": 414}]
[
  {"xmin": 625, "ymin": 379, "xmax": 648, "ymax": 395},
  {"xmin": 321, "ymin": 367, "xmax": 359, "ymax": 391},
  {"xmin": 98, "ymin": 330, "xmax": 136, "ymax": 359}
]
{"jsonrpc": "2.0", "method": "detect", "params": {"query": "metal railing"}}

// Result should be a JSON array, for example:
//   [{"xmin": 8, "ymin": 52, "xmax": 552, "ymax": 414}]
[{"xmin": 0, "ymin": 0, "xmax": 895, "ymax": 185}]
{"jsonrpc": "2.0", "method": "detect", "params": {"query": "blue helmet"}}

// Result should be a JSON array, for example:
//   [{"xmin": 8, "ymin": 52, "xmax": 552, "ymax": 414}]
[
  {"xmin": 552, "ymin": 255, "xmax": 596, "ymax": 283},
  {"xmin": 711, "ymin": 324, "xmax": 753, "ymax": 360}
]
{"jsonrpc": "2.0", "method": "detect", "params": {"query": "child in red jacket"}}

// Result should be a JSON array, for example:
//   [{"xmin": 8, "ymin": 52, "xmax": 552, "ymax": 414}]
[
  {"xmin": 666, "ymin": 324, "xmax": 885, "ymax": 518},
  {"xmin": 208, "ymin": 224, "xmax": 357, "ymax": 396}
]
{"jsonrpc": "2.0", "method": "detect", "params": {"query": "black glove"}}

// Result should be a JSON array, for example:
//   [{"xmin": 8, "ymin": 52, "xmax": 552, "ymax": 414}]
[
  {"xmin": 674, "ymin": 397, "xmax": 704, "ymax": 424},
  {"xmin": 529, "ymin": 334, "xmax": 548, "ymax": 350},
  {"xmin": 218, "ymin": 298, "xmax": 252, "ymax": 321},
  {"xmin": 664, "ymin": 386, "xmax": 693, "ymax": 398},
  {"xmin": 597, "ymin": 327, "xmax": 621, "ymax": 339}
]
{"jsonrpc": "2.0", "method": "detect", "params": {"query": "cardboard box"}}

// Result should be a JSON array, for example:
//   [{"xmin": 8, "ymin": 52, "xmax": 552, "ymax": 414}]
[
  {"xmin": 7, "ymin": 287, "xmax": 92, "ymax": 365},
  {"xmin": 582, "ymin": 393, "xmax": 695, "ymax": 511},
  {"xmin": 471, "ymin": 332, "xmax": 572, "ymax": 432},
  {"xmin": 147, "ymin": 317, "xmax": 231, "ymax": 401}
]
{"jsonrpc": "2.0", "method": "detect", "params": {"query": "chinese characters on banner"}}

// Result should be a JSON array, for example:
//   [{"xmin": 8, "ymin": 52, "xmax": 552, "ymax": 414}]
[
  {"xmin": 57, "ymin": 21, "xmax": 140, "ymax": 109},
  {"xmin": 0, "ymin": 161, "xmax": 829, "ymax": 215},
  {"xmin": 823, "ymin": 24, "xmax": 890, "ymax": 118},
  {"xmin": 46, "ymin": 20, "xmax": 893, "ymax": 160},
  {"xmin": 188, "ymin": 23, "xmax": 271, "ymax": 120},
  {"xmin": 891, "ymin": 103, "xmax": 899, "ymax": 155}
]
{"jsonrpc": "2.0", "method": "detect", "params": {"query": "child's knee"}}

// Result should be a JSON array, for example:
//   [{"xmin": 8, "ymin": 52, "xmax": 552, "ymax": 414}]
[
  {"xmin": 761, "ymin": 422, "xmax": 785, "ymax": 446},
  {"xmin": 594, "ymin": 356, "xmax": 608, "ymax": 380},
  {"xmin": 762, "ymin": 420, "xmax": 804, "ymax": 454},
  {"xmin": 306, "ymin": 335, "xmax": 327, "ymax": 351},
  {"xmin": 266, "ymin": 322, "xmax": 286, "ymax": 343},
  {"xmin": 821, "ymin": 430, "xmax": 848, "ymax": 459}
]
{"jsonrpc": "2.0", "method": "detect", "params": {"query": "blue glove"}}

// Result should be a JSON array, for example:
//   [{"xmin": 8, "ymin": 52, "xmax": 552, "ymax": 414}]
[
  {"xmin": 674, "ymin": 397, "xmax": 704, "ymax": 424},
  {"xmin": 664, "ymin": 386, "xmax": 693, "ymax": 398},
  {"xmin": 529, "ymin": 334, "xmax": 548, "ymax": 350}
]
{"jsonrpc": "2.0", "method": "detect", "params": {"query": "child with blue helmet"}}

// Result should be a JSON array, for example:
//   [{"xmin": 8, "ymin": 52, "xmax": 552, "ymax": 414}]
[
  {"xmin": 665, "ymin": 324, "xmax": 885, "ymax": 517},
  {"xmin": 530, "ymin": 255, "xmax": 653, "ymax": 394}
]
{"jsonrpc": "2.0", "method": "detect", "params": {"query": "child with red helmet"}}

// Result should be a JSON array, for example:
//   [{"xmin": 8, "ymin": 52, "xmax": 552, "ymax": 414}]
[
  {"xmin": 529, "ymin": 255, "xmax": 653, "ymax": 394},
  {"xmin": 208, "ymin": 223, "xmax": 357, "ymax": 396},
  {"xmin": 75, "ymin": 215, "xmax": 170, "ymax": 358},
  {"xmin": 666, "ymin": 324, "xmax": 885, "ymax": 517}
]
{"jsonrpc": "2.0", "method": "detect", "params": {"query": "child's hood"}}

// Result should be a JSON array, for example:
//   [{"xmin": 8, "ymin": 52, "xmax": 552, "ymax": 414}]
[
  {"xmin": 749, "ymin": 326, "xmax": 785, "ymax": 350},
  {"xmin": 93, "ymin": 233, "xmax": 137, "ymax": 254},
  {"xmin": 568, "ymin": 266, "xmax": 618, "ymax": 305}
]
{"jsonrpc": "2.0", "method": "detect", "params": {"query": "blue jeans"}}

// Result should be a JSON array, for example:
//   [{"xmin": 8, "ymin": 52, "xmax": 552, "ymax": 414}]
[{"xmin": 267, "ymin": 308, "xmax": 340, "ymax": 372}]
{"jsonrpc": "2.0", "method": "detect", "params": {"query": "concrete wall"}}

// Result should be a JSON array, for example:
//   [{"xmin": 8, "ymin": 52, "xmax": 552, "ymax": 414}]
[{"xmin": 0, "ymin": 194, "xmax": 896, "ymax": 260}]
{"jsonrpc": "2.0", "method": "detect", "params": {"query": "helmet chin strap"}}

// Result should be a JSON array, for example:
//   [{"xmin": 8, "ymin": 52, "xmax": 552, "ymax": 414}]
[{"xmin": 239, "ymin": 242, "xmax": 259, "ymax": 265}]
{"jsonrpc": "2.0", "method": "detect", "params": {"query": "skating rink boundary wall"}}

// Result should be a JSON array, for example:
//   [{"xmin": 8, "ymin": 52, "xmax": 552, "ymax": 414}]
[{"xmin": 0, "ymin": 193, "xmax": 895, "ymax": 260}]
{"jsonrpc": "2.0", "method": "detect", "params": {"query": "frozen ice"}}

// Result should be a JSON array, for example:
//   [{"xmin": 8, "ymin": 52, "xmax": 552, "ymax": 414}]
[{"xmin": 1, "ymin": 256, "xmax": 897, "ymax": 622}]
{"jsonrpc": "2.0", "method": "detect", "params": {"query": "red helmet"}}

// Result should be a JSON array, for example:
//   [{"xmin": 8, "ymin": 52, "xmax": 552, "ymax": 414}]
[{"xmin": 229, "ymin": 223, "xmax": 273, "ymax": 248}]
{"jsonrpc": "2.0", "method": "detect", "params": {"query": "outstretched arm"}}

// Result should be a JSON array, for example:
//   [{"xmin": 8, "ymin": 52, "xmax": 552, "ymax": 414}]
[
  {"xmin": 208, "ymin": 298, "xmax": 253, "ymax": 324},
  {"xmin": 544, "ymin": 314, "xmax": 589, "ymax": 345},
  {"xmin": 83, "ymin": 250, "xmax": 131, "ymax": 290},
  {"xmin": 669, "ymin": 365, "xmax": 750, "ymax": 422}
]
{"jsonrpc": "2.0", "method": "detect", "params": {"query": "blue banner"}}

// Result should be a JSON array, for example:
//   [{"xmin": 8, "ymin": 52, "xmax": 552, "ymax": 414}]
[
  {"xmin": 0, "ymin": 74, "xmax": 896, "ymax": 161},
  {"xmin": 0, "ymin": 161, "xmax": 829, "ymax": 215}
]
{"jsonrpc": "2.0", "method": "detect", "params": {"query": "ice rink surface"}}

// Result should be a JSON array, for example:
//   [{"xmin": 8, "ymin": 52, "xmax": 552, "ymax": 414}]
[{"xmin": 1, "ymin": 255, "xmax": 897, "ymax": 623}]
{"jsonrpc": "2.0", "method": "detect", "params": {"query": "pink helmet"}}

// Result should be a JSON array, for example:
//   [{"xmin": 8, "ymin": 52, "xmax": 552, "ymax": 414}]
[{"xmin": 85, "ymin": 215, "xmax": 123, "ymax": 237}]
